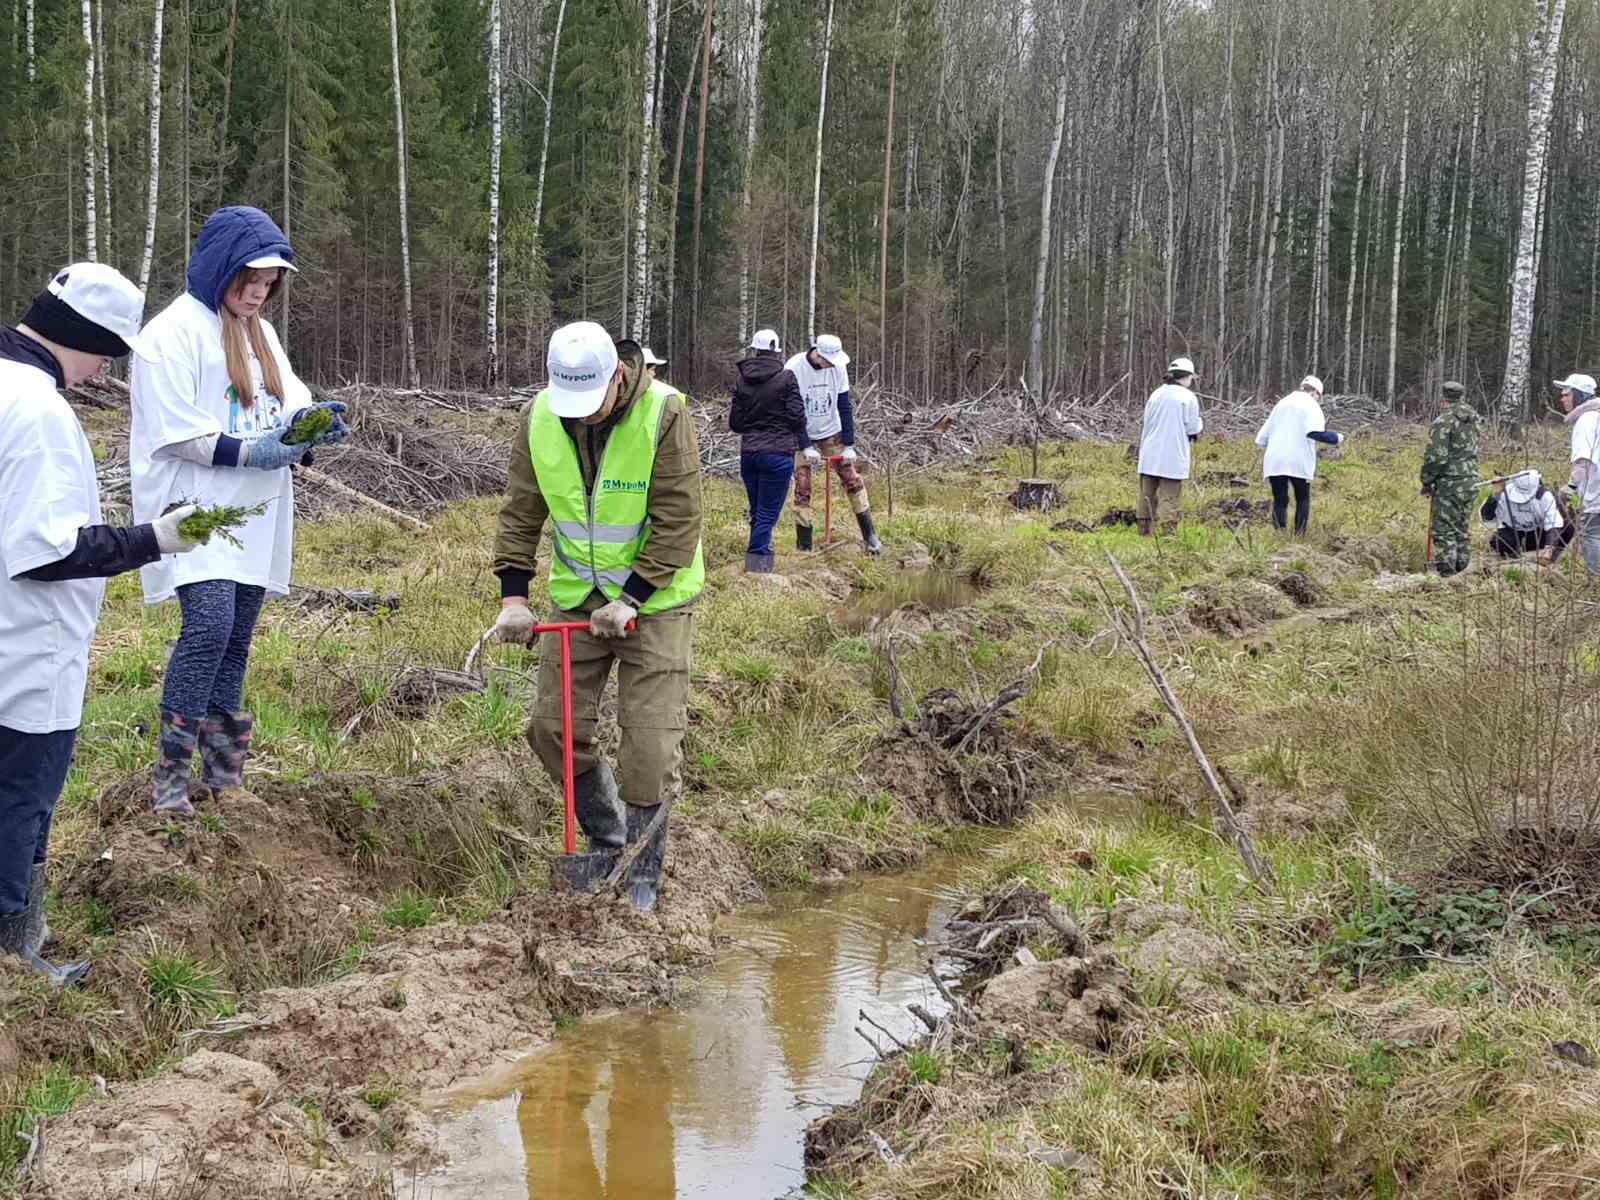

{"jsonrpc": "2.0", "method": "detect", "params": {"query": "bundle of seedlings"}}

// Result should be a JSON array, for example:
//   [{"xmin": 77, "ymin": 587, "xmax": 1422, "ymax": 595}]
[
  {"xmin": 280, "ymin": 406, "xmax": 334, "ymax": 444},
  {"xmin": 174, "ymin": 500, "xmax": 272, "ymax": 549}
]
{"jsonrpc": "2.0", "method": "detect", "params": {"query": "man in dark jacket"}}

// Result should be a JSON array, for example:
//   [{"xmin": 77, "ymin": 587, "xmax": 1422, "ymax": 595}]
[{"xmin": 729, "ymin": 329, "xmax": 807, "ymax": 572}]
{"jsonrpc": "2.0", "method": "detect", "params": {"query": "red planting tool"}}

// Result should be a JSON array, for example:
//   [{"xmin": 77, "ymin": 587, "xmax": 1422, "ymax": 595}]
[{"xmin": 822, "ymin": 453, "xmax": 844, "ymax": 547}]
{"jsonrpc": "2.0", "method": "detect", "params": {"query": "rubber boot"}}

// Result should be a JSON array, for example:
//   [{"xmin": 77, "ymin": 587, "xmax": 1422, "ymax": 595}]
[
  {"xmin": 856, "ymin": 511, "xmax": 883, "ymax": 556},
  {"xmin": 198, "ymin": 710, "xmax": 254, "ymax": 796},
  {"xmin": 152, "ymin": 711, "xmax": 198, "ymax": 819},
  {"xmin": 1136, "ymin": 518, "xmax": 1152, "ymax": 537},
  {"xmin": 622, "ymin": 803, "xmax": 668, "ymax": 913},
  {"xmin": 796, "ymin": 524, "xmax": 813, "ymax": 552},
  {"xmin": 743, "ymin": 551, "xmax": 775, "ymax": 573},
  {"xmin": 26, "ymin": 863, "xmax": 50, "ymax": 952},
  {"xmin": 2, "ymin": 907, "xmax": 88, "ymax": 988},
  {"xmin": 573, "ymin": 762, "xmax": 624, "ymax": 851}
]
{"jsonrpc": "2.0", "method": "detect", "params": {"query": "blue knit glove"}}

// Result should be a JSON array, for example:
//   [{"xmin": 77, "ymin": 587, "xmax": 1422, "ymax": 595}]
[
  {"xmin": 286, "ymin": 401, "xmax": 351, "ymax": 447},
  {"xmin": 244, "ymin": 430, "xmax": 312, "ymax": 471}
]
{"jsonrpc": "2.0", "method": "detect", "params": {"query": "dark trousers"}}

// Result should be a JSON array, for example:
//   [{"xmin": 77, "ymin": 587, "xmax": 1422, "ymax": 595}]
[
  {"xmin": 161, "ymin": 580, "xmax": 267, "ymax": 719},
  {"xmin": 0, "ymin": 724, "xmax": 77, "ymax": 915},
  {"xmin": 1269, "ymin": 475, "xmax": 1312, "ymax": 534},
  {"xmin": 741, "ymin": 453, "xmax": 795, "ymax": 555}
]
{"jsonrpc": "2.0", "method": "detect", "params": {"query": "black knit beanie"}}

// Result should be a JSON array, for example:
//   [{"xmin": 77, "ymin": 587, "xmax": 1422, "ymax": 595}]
[{"xmin": 20, "ymin": 290, "xmax": 131, "ymax": 357}]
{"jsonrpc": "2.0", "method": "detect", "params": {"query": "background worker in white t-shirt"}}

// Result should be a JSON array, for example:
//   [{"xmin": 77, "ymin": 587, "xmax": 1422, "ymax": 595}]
[
  {"xmin": 783, "ymin": 334, "xmax": 881, "ymax": 554},
  {"xmin": 1136, "ymin": 357, "xmax": 1204, "ymax": 534},
  {"xmin": 1552, "ymin": 372, "xmax": 1600, "ymax": 572},
  {"xmin": 131, "ymin": 206, "xmax": 348, "ymax": 818},
  {"xmin": 0, "ymin": 264, "xmax": 205, "ymax": 985},
  {"xmin": 1253, "ymin": 374, "xmax": 1343, "ymax": 535}
]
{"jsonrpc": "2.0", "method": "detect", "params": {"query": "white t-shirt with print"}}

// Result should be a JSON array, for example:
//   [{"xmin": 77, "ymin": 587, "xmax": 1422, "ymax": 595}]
[
  {"xmin": 131, "ymin": 292, "xmax": 312, "ymax": 602},
  {"xmin": 0, "ymin": 359, "xmax": 106, "ymax": 732},
  {"xmin": 1571, "ymin": 410, "xmax": 1600, "ymax": 516},
  {"xmin": 784, "ymin": 351, "xmax": 851, "ymax": 443}
]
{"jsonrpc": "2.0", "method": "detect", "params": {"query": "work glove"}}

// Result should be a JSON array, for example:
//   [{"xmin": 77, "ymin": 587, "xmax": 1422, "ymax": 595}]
[
  {"xmin": 803, "ymin": 447, "xmax": 822, "ymax": 467},
  {"xmin": 150, "ymin": 504, "xmax": 204, "ymax": 554},
  {"xmin": 288, "ymin": 400, "xmax": 351, "ymax": 447},
  {"xmin": 494, "ymin": 600, "xmax": 536, "ymax": 645},
  {"xmin": 243, "ymin": 430, "xmax": 312, "ymax": 471},
  {"xmin": 590, "ymin": 597, "xmax": 638, "ymax": 639},
  {"xmin": 840, "ymin": 445, "xmax": 857, "ymax": 464}
]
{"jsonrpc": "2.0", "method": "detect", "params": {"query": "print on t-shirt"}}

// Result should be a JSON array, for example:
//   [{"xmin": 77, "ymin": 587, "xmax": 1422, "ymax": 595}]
[
  {"xmin": 224, "ymin": 355, "xmax": 286, "ymax": 435},
  {"xmin": 803, "ymin": 380, "xmax": 835, "ymax": 418}
]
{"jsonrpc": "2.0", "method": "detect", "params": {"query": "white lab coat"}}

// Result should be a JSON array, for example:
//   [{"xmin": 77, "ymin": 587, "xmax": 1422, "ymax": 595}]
[
  {"xmin": 1571, "ymin": 411, "xmax": 1600, "ymax": 516},
  {"xmin": 1137, "ymin": 383, "xmax": 1203, "ymax": 480}
]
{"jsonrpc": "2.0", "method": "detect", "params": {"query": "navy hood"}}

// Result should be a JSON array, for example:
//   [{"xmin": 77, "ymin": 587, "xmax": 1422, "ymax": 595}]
[{"xmin": 186, "ymin": 206, "xmax": 295, "ymax": 313}]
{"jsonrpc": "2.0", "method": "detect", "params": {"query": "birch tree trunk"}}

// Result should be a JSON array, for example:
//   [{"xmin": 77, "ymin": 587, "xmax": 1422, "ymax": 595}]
[
  {"xmin": 1500, "ymin": 0, "xmax": 1567, "ymax": 422},
  {"xmin": 1456, "ymin": 62, "xmax": 1481, "ymax": 379},
  {"xmin": 738, "ymin": 0, "xmax": 765, "ymax": 347},
  {"xmin": 138, "ymin": 0, "xmax": 166, "ymax": 295},
  {"xmin": 1214, "ymin": 0, "xmax": 1235, "ymax": 394},
  {"xmin": 1340, "ymin": 85, "xmax": 1370, "ymax": 389},
  {"xmin": 806, "ymin": 0, "xmax": 835, "ymax": 345},
  {"xmin": 877, "ymin": 0, "xmax": 899, "ymax": 372},
  {"xmin": 1153, "ymin": 0, "xmax": 1175, "ymax": 348},
  {"xmin": 690, "ymin": 0, "xmax": 713, "ymax": 370},
  {"xmin": 1386, "ymin": 94, "xmax": 1409, "ymax": 407},
  {"xmin": 80, "ymin": 0, "xmax": 97, "ymax": 261},
  {"xmin": 486, "ymin": 0, "xmax": 502, "ymax": 387},
  {"xmin": 630, "ymin": 0, "xmax": 658, "ymax": 342},
  {"xmin": 281, "ymin": 2, "xmax": 292, "ymax": 346},
  {"xmin": 94, "ymin": 0, "xmax": 110, "ymax": 258},
  {"xmin": 388, "ymin": 0, "xmax": 420, "ymax": 387},
  {"xmin": 25, "ymin": 0, "xmax": 33, "ymax": 81},
  {"xmin": 532, "ymin": 0, "xmax": 566, "ymax": 232},
  {"xmin": 1026, "ymin": 41, "xmax": 1067, "ymax": 395},
  {"xmin": 218, "ymin": 0, "xmax": 237, "ymax": 205}
]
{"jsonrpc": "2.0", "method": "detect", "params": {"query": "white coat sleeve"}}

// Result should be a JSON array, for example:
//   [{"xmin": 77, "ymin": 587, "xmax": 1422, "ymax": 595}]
[
  {"xmin": 1254, "ymin": 415, "xmax": 1272, "ymax": 448},
  {"xmin": 131, "ymin": 330, "xmax": 219, "ymax": 452},
  {"xmin": 1186, "ymin": 395, "xmax": 1203, "ymax": 436},
  {"xmin": 1542, "ymin": 493, "xmax": 1565, "ymax": 530}
]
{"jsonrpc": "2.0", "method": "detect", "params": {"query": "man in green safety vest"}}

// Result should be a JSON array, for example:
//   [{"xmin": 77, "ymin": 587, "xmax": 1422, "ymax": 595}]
[{"xmin": 492, "ymin": 322, "xmax": 705, "ymax": 912}]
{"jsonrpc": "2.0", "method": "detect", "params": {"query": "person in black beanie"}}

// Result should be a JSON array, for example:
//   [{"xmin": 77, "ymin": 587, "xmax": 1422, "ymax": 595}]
[{"xmin": 0, "ymin": 263, "xmax": 205, "ymax": 986}]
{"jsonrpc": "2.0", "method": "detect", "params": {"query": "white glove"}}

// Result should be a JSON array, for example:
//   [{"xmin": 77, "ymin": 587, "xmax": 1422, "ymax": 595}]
[
  {"xmin": 803, "ymin": 446, "xmax": 822, "ymax": 466},
  {"xmin": 840, "ymin": 446, "xmax": 857, "ymax": 463},
  {"xmin": 494, "ymin": 600, "xmax": 536, "ymax": 644},
  {"xmin": 151, "ymin": 505, "xmax": 203, "ymax": 554},
  {"xmin": 590, "ymin": 598, "xmax": 638, "ymax": 639}
]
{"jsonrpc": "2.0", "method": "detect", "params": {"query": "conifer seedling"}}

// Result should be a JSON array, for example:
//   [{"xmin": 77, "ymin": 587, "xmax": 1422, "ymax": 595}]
[
  {"xmin": 176, "ymin": 500, "xmax": 273, "ymax": 549},
  {"xmin": 282, "ymin": 407, "xmax": 335, "ymax": 445}
]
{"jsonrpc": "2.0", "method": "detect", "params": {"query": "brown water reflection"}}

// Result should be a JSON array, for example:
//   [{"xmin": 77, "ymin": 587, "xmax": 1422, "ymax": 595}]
[{"xmin": 423, "ymin": 857, "xmax": 970, "ymax": 1199}]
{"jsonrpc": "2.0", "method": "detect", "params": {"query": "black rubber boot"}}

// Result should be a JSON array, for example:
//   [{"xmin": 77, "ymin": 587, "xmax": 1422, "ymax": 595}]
[
  {"xmin": 572, "ymin": 763, "xmax": 624, "ymax": 850},
  {"xmin": 797, "ymin": 524, "xmax": 813, "ymax": 552},
  {"xmin": 743, "ymin": 551, "xmax": 775, "ymax": 573},
  {"xmin": 26, "ymin": 863, "xmax": 50, "ymax": 952},
  {"xmin": 622, "ymin": 803, "xmax": 668, "ymax": 913},
  {"xmin": 856, "ymin": 512, "xmax": 883, "ymax": 555}
]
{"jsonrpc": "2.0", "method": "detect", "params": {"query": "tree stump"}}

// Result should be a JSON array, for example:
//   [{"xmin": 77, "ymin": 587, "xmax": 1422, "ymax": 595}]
[{"xmin": 1010, "ymin": 479, "xmax": 1061, "ymax": 511}]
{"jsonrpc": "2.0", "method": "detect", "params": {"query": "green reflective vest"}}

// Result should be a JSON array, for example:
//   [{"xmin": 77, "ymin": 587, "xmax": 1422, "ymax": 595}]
[
  {"xmin": 528, "ymin": 386, "xmax": 705, "ymax": 614},
  {"xmin": 647, "ymin": 378, "xmax": 684, "ymax": 404}
]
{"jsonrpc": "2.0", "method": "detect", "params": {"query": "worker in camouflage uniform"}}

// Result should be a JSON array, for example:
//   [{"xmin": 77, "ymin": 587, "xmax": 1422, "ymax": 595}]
[{"xmin": 1419, "ymin": 380, "xmax": 1479, "ymax": 577}]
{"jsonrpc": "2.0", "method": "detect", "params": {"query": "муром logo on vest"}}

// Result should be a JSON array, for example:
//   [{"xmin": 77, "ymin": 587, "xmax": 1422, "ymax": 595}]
[{"xmin": 601, "ymin": 478, "xmax": 648, "ymax": 493}]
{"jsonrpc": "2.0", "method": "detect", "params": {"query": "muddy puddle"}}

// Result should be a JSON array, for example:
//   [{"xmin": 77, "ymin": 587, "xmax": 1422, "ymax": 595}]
[
  {"xmin": 841, "ymin": 570, "xmax": 979, "ymax": 629},
  {"xmin": 420, "ymin": 855, "xmax": 979, "ymax": 1199}
]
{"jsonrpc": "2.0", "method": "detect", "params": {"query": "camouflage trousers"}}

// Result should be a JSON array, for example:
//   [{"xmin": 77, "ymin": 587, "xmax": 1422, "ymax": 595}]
[{"xmin": 1428, "ymin": 481, "xmax": 1476, "ymax": 576}]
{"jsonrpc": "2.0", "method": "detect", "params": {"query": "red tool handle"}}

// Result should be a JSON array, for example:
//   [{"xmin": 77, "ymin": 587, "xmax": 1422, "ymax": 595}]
[{"xmin": 533, "ymin": 618, "xmax": 636, "ymax": 855}]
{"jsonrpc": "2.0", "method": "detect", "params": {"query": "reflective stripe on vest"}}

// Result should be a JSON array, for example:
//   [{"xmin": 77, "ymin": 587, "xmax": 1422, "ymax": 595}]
[{"xmin": 528, "ymin": 387, "xmax": 705, "ymax": 614}]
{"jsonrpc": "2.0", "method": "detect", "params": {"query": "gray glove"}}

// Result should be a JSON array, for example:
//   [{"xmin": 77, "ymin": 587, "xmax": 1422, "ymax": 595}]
[
  {"xmin": 151, "ymin": 504, "xmax": 203, "ymax": 553},
  {"xmin": 803, "ymin": 447, "xmax": 822, "ymax": 466},
  {"xmin": 494, "ymin": 601, "xmax": 537, "ymax": 644},
  {"xmin": 590, "ymin": 598, "xmax": 638, "ymax": 639},
  {"xmin": 243, "ymin": 430, "xmax": 312, "ymax": 471}
]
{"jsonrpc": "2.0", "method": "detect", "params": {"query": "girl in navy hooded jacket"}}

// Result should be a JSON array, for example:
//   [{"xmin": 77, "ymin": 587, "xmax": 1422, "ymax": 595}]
[{"xmin": 130, "ymin": 206, "xmax": 349, "ymax": 817}]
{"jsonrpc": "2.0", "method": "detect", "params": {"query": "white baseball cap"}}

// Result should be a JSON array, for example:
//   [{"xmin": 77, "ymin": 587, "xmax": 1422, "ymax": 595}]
[
  {"xmin": 642, "ymin": 346, "xmax": 667, "ymax": 367},
  {"xmin": 1300, "ymin": 374, "xmax": 1324, "ymax": 395},
  {"xmin": 1505, "ymin": 469, "xmax": 1541, "ymax": 504},
  {"xmin": 751, "ymin": 328, "xmax": 781, "ymax": 352},
  {"xmin": 546, "ymin": 321, "xmax": 619, "ymax": 418},
  {"xmin": 813, "ymin": 333, "xmax": 850, "ymax": 368},
  {"xmin": 1554, "ymin": 373, "xmax": 1597, "ymax": 395},
  {"xmin": 1168, "ymin": 356, "xmax": 1197, "ymax": 377},
  {"xmin": 245, "ymin": 254, "xmax": 299, "ymax": 273},
  {"xmin": 45, "ymin": 262, "xmax": 155, "ymax": 360}
]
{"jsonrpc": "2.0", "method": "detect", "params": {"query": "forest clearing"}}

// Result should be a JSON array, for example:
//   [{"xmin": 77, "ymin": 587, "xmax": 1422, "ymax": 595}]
[{"xmin": 0, "ymin": 389, "xmax": 1596, "ymax": 1198}]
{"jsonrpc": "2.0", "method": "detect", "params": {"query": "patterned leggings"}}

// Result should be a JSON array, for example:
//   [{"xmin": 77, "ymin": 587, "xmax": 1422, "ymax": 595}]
[{"xmin": 160, "ymin": 580, "xmax": 267, "ymax": 719}]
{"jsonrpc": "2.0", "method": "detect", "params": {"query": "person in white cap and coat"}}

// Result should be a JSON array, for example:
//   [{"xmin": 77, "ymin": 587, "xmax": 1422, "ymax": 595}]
[
  {"xmin": 492, "ymin": 326, "xmax": 705, "ymax": 912},
  {"xmin": 1553, "ymin": 372, "xmax": 1600, "ymax": 571},
  {"xmin": 0, "ymin": 263, "xmax": 208, "ymax": 985},
  {"xmin": 1253, "ymin": 374, "xmax": 1342, "ymax": 535},
  {"xmin": 641, "ymin": 346, "xmax": 683, "ymax": 403},
  {"xmin": 784, "ymin": 334, "xmax": 881, "ymax": 554},
  {"xmin": 131, "ymin": 205, "xmax": 349, "ymax": 820},
  {"xmin": 1135, "ymin": 357, "xmax": 1204, "ymax": 534},
  {"xmin": 1481, "ymin": 470, "xmax": 1567, "ymax": 559}
]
